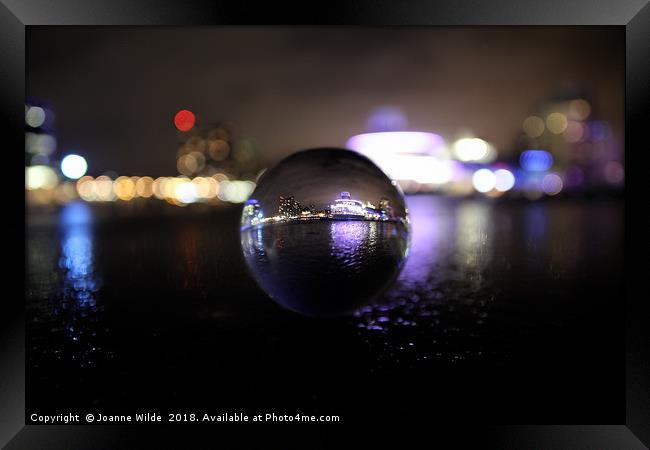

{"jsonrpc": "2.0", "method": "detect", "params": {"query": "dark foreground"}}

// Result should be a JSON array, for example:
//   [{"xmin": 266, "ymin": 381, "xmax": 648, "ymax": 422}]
[{"xmin": 26, "ymin": 195, "xmax": 624, "ymax": 424}]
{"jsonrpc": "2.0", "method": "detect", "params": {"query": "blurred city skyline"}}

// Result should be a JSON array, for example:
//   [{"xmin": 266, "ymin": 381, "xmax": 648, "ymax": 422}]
[{"xmin": 27, "ymin": 27, "xmax": 624, "ymax": 177}]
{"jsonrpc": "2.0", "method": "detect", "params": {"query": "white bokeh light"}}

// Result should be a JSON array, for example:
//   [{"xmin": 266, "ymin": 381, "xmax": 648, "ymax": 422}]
[
  {"xmin": 472, "ymin": 169, "xmax": 496, "ymax": 193},
  {"xmin": 453, "ymin": 138, "xmax": 489, "ymax": 162},
  {"xmin": 25, "ymin": 106, "xmax": 46, "ymax": 128},
  {"xmin": 26, "ymin": 165, "xmax": 58, "ymax": 190},
  {"xmin": 494, "ymin": 169, "xmax": 516, "ymax": 192},
  {"xmin": 175, "ymin": 181, "xmax": 198, "ymax": 204},
  {"xmin": 60, "ymin": 154, "xmax": 88, "ymax": 180}
]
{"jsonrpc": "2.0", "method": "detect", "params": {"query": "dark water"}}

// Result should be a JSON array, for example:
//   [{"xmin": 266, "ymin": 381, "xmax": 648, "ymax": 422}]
[
  {"xmin": 26, "ymin": 196, "xmax": 624, "ymax": 423},
  {"xmin": 241, "ymin": 220, "xmax": 408, "ymax": 316}
]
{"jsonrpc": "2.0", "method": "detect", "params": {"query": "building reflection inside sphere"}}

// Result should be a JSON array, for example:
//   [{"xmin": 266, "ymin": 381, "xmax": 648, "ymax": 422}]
[{"xmin": 240, "ymin": 148, "xmax": 410, "ymax": 316}]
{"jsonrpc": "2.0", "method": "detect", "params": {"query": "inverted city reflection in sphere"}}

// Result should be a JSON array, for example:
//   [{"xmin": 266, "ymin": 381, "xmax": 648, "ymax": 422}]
[{"xmin": 241, "ymin": 148, "xmax": 410, "ymax": 317}]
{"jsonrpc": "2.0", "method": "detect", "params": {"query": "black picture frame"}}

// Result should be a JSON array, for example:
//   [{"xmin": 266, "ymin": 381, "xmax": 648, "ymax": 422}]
[{"xmin": 1, "ymin": 0, "xmax": 647, "ymax": 447}]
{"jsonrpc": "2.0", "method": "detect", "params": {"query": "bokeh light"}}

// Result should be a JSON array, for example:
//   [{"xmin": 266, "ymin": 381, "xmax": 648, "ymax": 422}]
[
  {"xmin": 520, "ymin": 150, "xmax": 553, "ymax": 172},
  {"xmin": 61, "ymin": 154, "xmax": 88, "ymax": 179},
  {"xmin": 135, "ymin": 176, "xmax": 154, "ymax": 198},
  {"xmin": 25, "ymin": 106, "xmax": 46, "ymax": 128},
  {"xmin": 546, "ymin": 112, "xmax": 568, "ymax": 134},
  {"xmin": 174, "ymin": 109, "xmax": 196, "ymax": 132},
  {"xmin": 563, "ymin": 120, "xmax": 585, "ymax": 143},
  {"xmin": 175, "ymin": 181, "xmax": 198, "ymax": 204},
  {"xmin": 153, "ymin": 177, "xmax": 167, "ymax": 200},
  {"xmin": 383, "ymin": 155, "xmax": 454, "ymax": 185},
  {"xmin": 26, "ymin": 165, "xmax": 58, "ymax": 190},
  {"xmin": 177, "ymin": 153, "xmax": 201, "ymax": 176},
  {"xmin": 95, "ymin": 176, "xmax": 115, "ymax": 201},
  {"xmin": 603, "ymin": 161, "xmax": 624, "ymax": 184},
  {"xmin": 453, "ymin": 138, "xmax": 489, "ymax": 162},
  {"xmin": 217, "ymin": 180, "xmax": 255, "ymax": 203},
  {"xmin": 206, "ymin": 138, "xmax": 230, "ymax": 161},
  {"xmin": 522, "ymin": 116, "xmax": 545, "ymax": 138},
  {"xmin": 568, "ymin": 99, "xmax": 591, "ymax": 121},
  {"xmin": 76, "ymin": 176, "xmax": 96, "ymax": 201},
  {"xmin": 347, "ymin": 131, "xmax": 445, "ymax": 157},
  {"xmin": 494, "ymin": 169, "xmax": 516, "ymax": 192},
  {"xmin": 472, "ymin": 169, "xmax": 496, "ymax": 193},
  {"xmin": 114, "ymin": 176, "xmax": 136, "ymax": 201},
  {"xmin": 541, "ymin": 173, "xmax": 563, "ymax": 195},
  {"xmin": 346, "ymin": 131, "xmax": 448, "ymax": 192},
  {"xmin": 26, "ymin": 133, "xmax": 56, "ymax": 155}
]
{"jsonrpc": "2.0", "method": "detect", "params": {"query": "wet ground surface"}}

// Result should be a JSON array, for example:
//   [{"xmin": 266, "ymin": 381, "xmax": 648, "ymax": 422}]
[{"xmin": 26, "ymin": 195, "xmax": 624, "ymax": 423}]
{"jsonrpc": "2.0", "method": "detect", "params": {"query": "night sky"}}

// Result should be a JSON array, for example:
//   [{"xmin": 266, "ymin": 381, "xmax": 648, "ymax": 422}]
[{"xmin": 27, "ymin": 27, "xmax": 624, "ymax": 176}]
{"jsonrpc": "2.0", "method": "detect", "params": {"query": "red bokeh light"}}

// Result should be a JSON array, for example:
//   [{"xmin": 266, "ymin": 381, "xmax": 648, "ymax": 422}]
[{"xmin": 174, "ymin": 109, "xmax": 196, "ymax": 132}]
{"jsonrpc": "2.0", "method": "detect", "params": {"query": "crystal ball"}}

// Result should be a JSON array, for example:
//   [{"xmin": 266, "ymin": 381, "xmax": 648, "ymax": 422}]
[{"xmin": 240, "ymin": 148, "xmax": 410, "ymax": 317}]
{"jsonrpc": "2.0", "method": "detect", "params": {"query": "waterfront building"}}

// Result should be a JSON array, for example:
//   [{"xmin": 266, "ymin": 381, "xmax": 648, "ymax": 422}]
[
  {"xmin": 331, "ymin": 191, "xmax": 365, "ymax": 218},
  {"xmin": 278, "ymin": 195, "xmax": 302, "ymax": 219}
]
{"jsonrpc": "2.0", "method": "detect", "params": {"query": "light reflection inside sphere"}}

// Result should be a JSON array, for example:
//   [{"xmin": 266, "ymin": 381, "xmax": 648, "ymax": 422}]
[{"xmin": 240, "ymin": 148, "xmax": 410, "ymax": 317}]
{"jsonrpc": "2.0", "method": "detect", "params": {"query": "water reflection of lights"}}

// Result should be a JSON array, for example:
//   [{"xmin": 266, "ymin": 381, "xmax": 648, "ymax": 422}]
[
  {"xmin": 395, "ymin": 196, "xmax": 450, "ymax": 284},
  {"xmin": 352, "ymin": 196, "xmax": 496, "ymax": 366},
  {"xmin": 524, "ymin": 203, "xmax": 549, "ymax": 259},
  {"xmin": 55, "ymin": 201, "xmax": 104, "ymax": 366},
  {"xmin": 329, "ymin": 220, "xmax": 379, "ymax": 263},
  {"xmin": 59, "ymin": 202, "xmax": 100, "ymax": 308},
  {"xmin": 455, "ymin": 201, "xmax": 493, "ymax": 273}
]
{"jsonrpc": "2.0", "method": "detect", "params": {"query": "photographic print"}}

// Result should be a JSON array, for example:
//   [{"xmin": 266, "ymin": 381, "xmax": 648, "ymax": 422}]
[{"xmin": 10, "ymin": 18, "xmax": 642, "ymax": 446}]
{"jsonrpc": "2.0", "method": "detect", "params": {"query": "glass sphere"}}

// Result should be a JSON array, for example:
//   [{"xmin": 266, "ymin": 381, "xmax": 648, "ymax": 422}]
[{"xmin": 240, "ymin": 148, "xmax": 410, "ymax": 317}]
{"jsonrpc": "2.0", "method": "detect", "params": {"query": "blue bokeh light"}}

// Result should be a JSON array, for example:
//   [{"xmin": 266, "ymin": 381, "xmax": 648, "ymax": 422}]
[{"xmin": 520, "ymin": 150, "xmax": 553, "ymax": 172}]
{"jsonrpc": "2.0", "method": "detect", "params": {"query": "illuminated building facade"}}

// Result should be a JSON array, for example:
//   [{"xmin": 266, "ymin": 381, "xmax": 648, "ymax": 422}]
[
  {"xmin": 278, "ymin": 195, "xmax": 302, "ymax": 219},
  {"xmin": 330, "ymin": 191, "xmax": 365, "ymax": 217},
  {"xmin": 247, "ymin": 191, "xmax": 399, "ymax": 228},
  {"xmin": 378, "ymin": 198, "xmax": 393, "ymax": 219}
]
